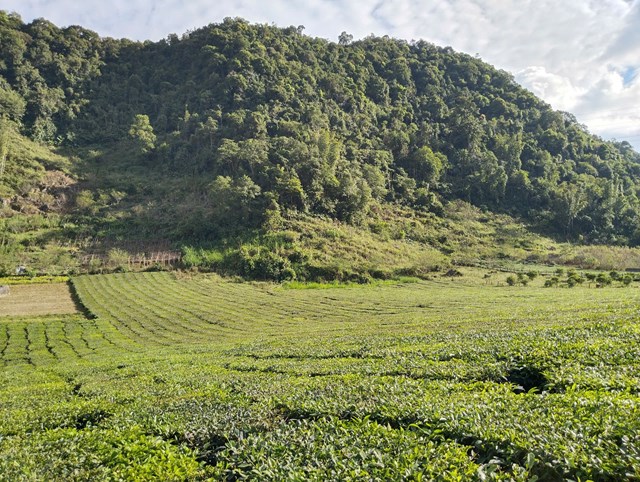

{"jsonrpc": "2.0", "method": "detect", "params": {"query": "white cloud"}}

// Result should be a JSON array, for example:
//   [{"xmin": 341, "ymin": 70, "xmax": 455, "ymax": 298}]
[
  {"xmin": 603, "ymin": 0, "xmax": 640, "ymax": 66},
  {"xmin": 516, "ymin": 67, "xmax": 586, "ymax": 111},
  {"xmin": 2, "ymin": 0, "xmax": 640, "ymax": 150}
]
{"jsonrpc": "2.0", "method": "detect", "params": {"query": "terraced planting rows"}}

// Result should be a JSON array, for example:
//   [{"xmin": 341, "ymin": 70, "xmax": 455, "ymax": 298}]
[{"xmin": 1, "ymin": 272, "xmax": 640, "ymax": 480}]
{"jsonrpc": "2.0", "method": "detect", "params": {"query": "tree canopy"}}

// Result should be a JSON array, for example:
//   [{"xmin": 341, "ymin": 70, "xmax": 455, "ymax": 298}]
[{"xmin": 1, "ymin": 12, "xmax": 640, "ymax": 245}]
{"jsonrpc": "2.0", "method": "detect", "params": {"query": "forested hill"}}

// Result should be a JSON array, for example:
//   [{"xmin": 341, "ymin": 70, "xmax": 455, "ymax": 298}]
[{"xmin": 2, "ymin": 11, "xmax": 640, "ymax": 249}]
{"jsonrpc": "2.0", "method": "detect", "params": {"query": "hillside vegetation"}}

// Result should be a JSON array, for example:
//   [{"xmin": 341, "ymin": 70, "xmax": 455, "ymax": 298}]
[{"xmin": 2, "ymin": 11, "xmax": 640, "ymax": 277}]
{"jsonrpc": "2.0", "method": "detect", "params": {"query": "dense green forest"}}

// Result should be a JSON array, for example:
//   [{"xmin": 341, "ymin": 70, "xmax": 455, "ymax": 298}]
[{"xmin": 2, "ymin": 11, "xmax": 640, "ymax": 277}]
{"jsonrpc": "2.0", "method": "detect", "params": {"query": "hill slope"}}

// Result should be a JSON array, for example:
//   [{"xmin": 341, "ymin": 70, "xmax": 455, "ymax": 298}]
[{"xmin": 1, "ymin": 12, "xmax": 640, "ymax": 277}]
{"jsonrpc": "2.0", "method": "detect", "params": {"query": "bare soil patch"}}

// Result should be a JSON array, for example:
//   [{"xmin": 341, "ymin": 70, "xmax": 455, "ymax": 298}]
[{"xmin": 0, "ymin": 283, "xmax": 78, "ymax": 317}]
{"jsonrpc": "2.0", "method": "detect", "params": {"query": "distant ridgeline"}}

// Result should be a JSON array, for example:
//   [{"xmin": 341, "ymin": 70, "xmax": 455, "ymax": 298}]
[{"xmin": 1, "ymin": 11, "xmax": 640, "ymax": 245}]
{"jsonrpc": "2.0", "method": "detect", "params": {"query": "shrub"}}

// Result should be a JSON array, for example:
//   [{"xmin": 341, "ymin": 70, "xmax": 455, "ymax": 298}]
[
  {"xmin": 107, "ymin": 248, "xmax": 129, "ymax": 271},
  {"xmin": 526, "ymin": 271, "xmax": 538, "ymax": 280},
  {"xmin": 181, "ymin": 247, "xmax": 225, "ymax": 269},
  {"xmin": 237, "ymin": 245, "xmax": 296, "ymax": 281},
  {"xmin": 0, "ymin": 261, "xmax": 12, "ymax": 277},
  {"xmin": 596, "ymin": 273, "xmax": 612, "ymax": 287},
  {"xmin": 544, "ymin": 276, "xmax": 560, "ymax": 288}
]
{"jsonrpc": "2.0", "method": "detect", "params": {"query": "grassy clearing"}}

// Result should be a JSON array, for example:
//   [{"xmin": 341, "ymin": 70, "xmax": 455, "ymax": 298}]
[
  {"xmin": 0, "ymin": 283, "xmax": 78, "ymax": 317},
  {"xmin": 1, "ymin": 272, "xmax": 640, "ymax": 480}
]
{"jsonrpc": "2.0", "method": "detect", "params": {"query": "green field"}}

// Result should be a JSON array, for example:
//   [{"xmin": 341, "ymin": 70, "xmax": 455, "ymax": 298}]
[{"xmin": 1, "ymin": 272, "xmax": 640, "ymax": 480}]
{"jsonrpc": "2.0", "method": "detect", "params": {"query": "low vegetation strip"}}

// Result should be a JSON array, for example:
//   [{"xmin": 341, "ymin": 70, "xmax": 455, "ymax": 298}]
[
  {"xmin": 1, "ymin": 272, "xmax": 640, "ymax": 479},
  {"xmin": 0, "ymin": 276, "xmax": 70, "ymax": 285}
]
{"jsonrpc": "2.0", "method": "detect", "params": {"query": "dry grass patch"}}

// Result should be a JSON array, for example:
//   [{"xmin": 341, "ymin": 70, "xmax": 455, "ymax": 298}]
[{"xmin": 0, "ymin": 283, "xmax": 78, "ymax": 317}]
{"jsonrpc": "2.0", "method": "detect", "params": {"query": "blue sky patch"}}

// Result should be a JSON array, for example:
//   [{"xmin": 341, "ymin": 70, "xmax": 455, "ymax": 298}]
[{"xmin": 622, "ymin": 67, "xmax": 636, "ymax": 86}]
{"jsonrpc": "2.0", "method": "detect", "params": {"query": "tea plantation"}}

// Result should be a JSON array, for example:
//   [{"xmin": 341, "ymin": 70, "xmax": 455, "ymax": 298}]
[{"xmin": 1, "ymin": 272, "xmax": 640, "ymax": 480}]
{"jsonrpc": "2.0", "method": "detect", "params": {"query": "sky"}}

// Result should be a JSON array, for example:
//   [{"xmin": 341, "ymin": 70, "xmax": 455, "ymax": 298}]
[{"xmin": 3, "ymin": 0, "xmax": 640, "ymax": 151}]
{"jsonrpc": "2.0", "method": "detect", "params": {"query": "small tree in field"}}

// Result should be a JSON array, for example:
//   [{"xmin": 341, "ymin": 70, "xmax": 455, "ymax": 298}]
[
  {"xmin": 544, "ymin": 276, "xmax": 560, "ymax": 288},
  {"xmin": 566, "ymin": 272, "xmax": 584, "ymax": 288},
  {"xmin": 596, "ymin": 273, "xmax": 611, "ymax": 288}
]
